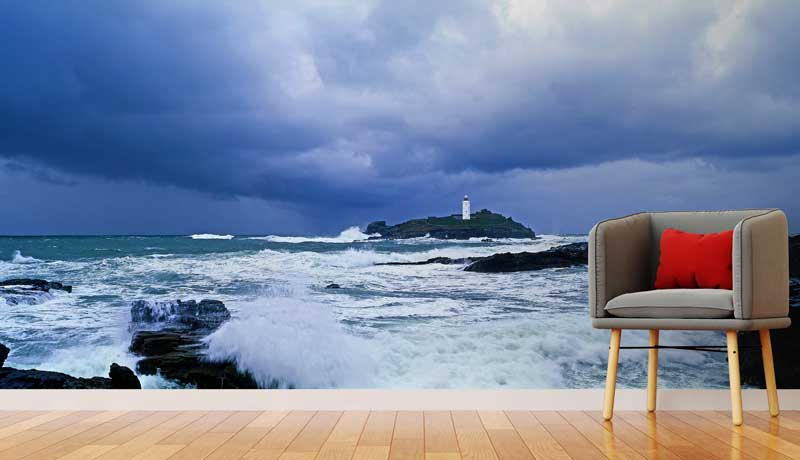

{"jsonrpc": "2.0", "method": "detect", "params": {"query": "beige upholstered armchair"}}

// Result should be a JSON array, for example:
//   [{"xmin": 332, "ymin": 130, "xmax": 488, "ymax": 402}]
[{"xmin": 589, "ymin": 209, "xmax": 790, "ymax": 425}]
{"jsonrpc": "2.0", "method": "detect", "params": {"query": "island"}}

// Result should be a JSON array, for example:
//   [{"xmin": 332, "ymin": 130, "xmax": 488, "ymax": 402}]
[{"xmin": 366, "ymin": 209, "xmax": 535, "ymax": 240}]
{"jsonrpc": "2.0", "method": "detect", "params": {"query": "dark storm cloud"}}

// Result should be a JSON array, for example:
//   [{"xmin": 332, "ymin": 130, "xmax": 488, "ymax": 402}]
[{"xmin": 0, "ymin": 1, "xmax": 799, "ymax": 233}]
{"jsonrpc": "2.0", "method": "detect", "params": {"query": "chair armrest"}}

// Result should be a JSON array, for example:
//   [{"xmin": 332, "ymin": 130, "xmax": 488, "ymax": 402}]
[
  {"xmin": 733, "ymin": 209, "xmax": 789, "ymax": 319},
  {"xmin": 589, "ymin": 213, "xmax": 652, "ymax": 318}
]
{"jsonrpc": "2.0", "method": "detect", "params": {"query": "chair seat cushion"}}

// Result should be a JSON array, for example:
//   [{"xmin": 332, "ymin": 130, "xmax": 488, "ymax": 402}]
[{"xmin": 605, "ymin": 289, "xmax": 734, "ymax": 319}]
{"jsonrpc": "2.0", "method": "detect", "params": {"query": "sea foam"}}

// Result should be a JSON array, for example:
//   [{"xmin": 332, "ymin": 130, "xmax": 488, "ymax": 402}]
[
  {"xmin": 204, "ymin": 296, "xmax": 376, "ymax": 389},
  {"xmin": 250, "ymin": 226, "xmax": 378, "ymax": 244},
  {"xmin": 11, "ymin": 250, "xmax": 42, "ymax": 264},
  {"xmin": 189, "ymin": 233, "xmax": 234, "ymax": 240}
]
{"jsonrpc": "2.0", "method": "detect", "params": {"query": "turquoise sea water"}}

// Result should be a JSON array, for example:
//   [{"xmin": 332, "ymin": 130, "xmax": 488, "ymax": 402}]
[{"xmin": 0, "ymin": 230, "xmax": 729, "ymax": 389}]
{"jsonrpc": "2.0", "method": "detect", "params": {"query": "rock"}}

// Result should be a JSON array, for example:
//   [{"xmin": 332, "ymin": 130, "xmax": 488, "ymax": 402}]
[
  {"xmin": 790, "ymin": 235, "xmax": 799, "ymax": 278},
  {"xmin": 367, "ymin": 209, "xmax": 535, "ymax": 240},
  {"xmin": 0, "ymin": 278, "xmax": 72, "ymax": 293},
  {"xmin": 130, "ymin": 329, "xmax": 258, "ymax": 389},
  {"xmin": 0, "ymin": 368, "xmax": 112, "ymax": 389},
  {"xmin": 130, "ymin": 299, "xmax": 231, "ymax": 331},
  {"xmin": 377, "ymin": 256, "xmax": 483, "ymax": 266},
  {"xmin": 365, "ymin": 221, "xmax": 387, "ymax": 235},
  {"xmin": 128, "ymin": 299, "xmax": 257, "ymax": 389},
  {"xmin": 0, "ymin": 343, "xmax": 142, "ymax": 390},
  {"xmin": 109, "ymin": 363, "xmax": 142, "ymax": 389},
  {"xmin": 740, "ymin": 303, "xmax": 800, "ymax": 389},
  {"xmin": 0, "ymin": 343, "xmax": 8, "ymax": 368},
  {"xmin": 464, "ymin": 242, "xmax": 588, "ymax": 273},
  {"xmin": 1, "ymin": 279, "xmax": 72, "ymax": 306},
  {"xmin": 325, "ymin": 283, "xmax": 341, "ymax": 289}
]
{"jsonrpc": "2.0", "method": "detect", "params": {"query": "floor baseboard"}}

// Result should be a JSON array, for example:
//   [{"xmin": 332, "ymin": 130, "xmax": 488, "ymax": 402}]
[{"xmin": 2, "ymin": 389, "xmax": 800, "ymax": 411}]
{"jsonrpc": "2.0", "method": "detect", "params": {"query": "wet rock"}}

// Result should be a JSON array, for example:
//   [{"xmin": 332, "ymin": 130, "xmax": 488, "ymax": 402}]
[
  {"xmin": 740, "ymin": 303, "xmax": 800, "ymax": 389},
  {"xmin": 0, "ymin": 343, "xmax": 138, "ymax": 389},
  {"xmin": 0, "ymin": 368, "xmax": 112, "ymax": 389},
  {"xmin": 109, "ymin": 363, "xmax": 142, "ymax": 389},
  {"xmin": 464, "ymin": 242, "xmax": 588, "ymax": 273},
  {"xmin": 0, "ymin": 279, "xmax": 72, "ymax": 306},
  {"xmin": 128, "ymin": 299, "xmax": 257, "ymax": 389},
  {"xmin": 377, "ymin": 256, "xmax": 482, "ymax": 266},
  {"xmin": 130, "ymin": 299, "xmax": 231, "ymax": 331},
  {"xmin": 0, "ymin": 343, "xmax": 8, "ymax": 368},
  {"xmin": 130, "ymin": 329, "xmax": 257, "ymax": 389},
  {"xmin": 0, "ymin": 279, "xmax": 72, "ymax": 293},
  {"xmin": 325, "ymin": 283, "xmax": 341, "ymax": 289}
]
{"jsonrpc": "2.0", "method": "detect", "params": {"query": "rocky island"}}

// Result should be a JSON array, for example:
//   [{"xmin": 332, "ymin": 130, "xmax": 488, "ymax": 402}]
[{"xmin": 367, "ymin": 209, "xmax": 535, "ymax": 240}]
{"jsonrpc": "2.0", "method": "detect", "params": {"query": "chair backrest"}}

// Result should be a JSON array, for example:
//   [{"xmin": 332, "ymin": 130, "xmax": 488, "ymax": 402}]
[{"xmin": 647, "ymin": 210, "xmax": 774, "ymax": 285}]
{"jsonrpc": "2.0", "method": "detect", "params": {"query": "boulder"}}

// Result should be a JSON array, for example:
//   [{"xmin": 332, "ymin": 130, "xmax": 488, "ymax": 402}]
[
  {"xmin": 130, "ymin": 329, "xmax": 257, "ymax": 389},
  {"xmin": 130, "ymin": 299, "xmax": 231, "ymax": 331},
  {"xmin": 0, "ymin": 368, "xmax": 112, "ymax": 389},
  {"xmin": 464, "ymin": 242, "xmax": 588, "ymax": 273},
  {"xmin": 128, "ymin": 299, "xmax": 257, "ymax": 389},
  {"xmin": 109, "ymin": 363, "xmax": 142, "ymax": 389}
]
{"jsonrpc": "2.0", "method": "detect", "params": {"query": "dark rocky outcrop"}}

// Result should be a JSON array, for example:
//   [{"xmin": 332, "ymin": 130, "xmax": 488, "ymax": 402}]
[
  {"xmin": 0, "ymin": 343, "xmax": 8, "ymax": 368},
  {"xmin": 128, "ymin": 299, "xmax": 257, "ymax": 389},
  {"xmin": 0, "ymin": 343, "xmax": 140, "ymax": 389},
  {"xmin": 367, "ymin": 209, "xmax": 535, "ymax": 240},
  {"xmin": 130, "ymin": 299, "xmax": 230, "ymax": 331},
  {"xmin": 109, "ymin": 363, "xmax": 142, "ymax": 389},
  {"xmin": 739, "ymin": 236, "xmax": 800, "ymax": 388},
  {"xmin": 0, "ymin": 368, "xmax": 114, "ymax": 389},
  {"xmin": 325, "ymin": 283, "xmax": 341, "ymax": 289},
  {"xmin": 740, "ymin": 299, "xmax": 800, "ymax": 389},
  {"xmin": 131, "ymin": 330, "xmax": 257, "ymax": 389},
  {"xmin": 1, "ymin": 279, "xmax": 72, "ymax": 306},
  {"xmin": 0, "ymin": 279, "xmax": 72, "ymax": 293},
  {"xmin": 377, "ymin": 256, "xmax": 482, "ymax": 267},
  {"xmin": 464, "ymin": 242, "xmax": 588, "ymax": 273}
]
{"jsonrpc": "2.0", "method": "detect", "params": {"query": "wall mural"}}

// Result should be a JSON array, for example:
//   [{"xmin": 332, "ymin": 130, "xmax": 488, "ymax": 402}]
[{"xmin": 1, "ymin": 2, "xmax": 798, "ymax": 389}]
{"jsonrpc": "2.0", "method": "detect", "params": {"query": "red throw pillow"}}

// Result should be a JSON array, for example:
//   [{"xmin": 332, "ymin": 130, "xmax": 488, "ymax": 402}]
[{"xmin": 654, "ymin": 228, "xmax": 734, "ymax": 290}]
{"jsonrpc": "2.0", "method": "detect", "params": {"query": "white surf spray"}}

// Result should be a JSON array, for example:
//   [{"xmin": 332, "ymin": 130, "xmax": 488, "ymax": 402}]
[
  {"xmin": 250, "ymin": 226, "xmax": 378, "ymax": 244},
  {"xmin": 189, "ymin": 234, "xmax": 234, "ymax": 240},
  {"xmin": 11, "ymin": 250, "xmax": 41, "ymax": 264},
  {"xmin": 204, "ymin": 296, "xmax": 376, "ymax": 389}
]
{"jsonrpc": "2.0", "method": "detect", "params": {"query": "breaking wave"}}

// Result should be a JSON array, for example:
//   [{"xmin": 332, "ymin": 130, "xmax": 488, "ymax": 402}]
[
  {"xmin": 250, "ymin": 226, "xmax": 378, "ymax": 244},
  {"xmin": 205, "ymin": 296, "xmax": 376, "ymax": 388},
  {"xmin": 189, "ymin": 233, "xmax": 234, "ymax": 240},
  {"xmin": 11, "ymin": 250, "xmax": 42, "ymax": 264}
]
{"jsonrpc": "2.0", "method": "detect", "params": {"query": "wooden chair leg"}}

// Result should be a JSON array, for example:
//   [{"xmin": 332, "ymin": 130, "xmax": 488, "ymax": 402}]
[
  {"xmin": 760, "ymin": 329, "xmax": 779, "ymax": 416},
  {"xmin": 603, "ymin": 328, "xmax": 622, "ymax": 421},
  {"xmin": 726, "ymin": 330, "xmax": 743, "ymax": 426},
  {"xmin": 647, "ymin": 329, "xmax": 659, "ymax": 412}
]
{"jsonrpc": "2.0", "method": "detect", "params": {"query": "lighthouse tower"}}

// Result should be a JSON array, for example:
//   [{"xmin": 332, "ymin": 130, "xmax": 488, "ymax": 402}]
[{"xmin": 462, "ymin": 195, "xmax": 471, "ymax": 220}]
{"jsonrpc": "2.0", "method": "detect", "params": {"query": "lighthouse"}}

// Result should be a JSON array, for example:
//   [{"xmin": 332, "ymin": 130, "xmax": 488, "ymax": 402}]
[{"xmin": 462, "ymin": 195, "xmax": 471, "ymax": 220}]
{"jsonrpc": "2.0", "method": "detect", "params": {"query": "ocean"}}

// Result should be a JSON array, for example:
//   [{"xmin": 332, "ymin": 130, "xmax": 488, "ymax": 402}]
[{"xmin": 0, "ymin": 229, "xmax": 730, "ymax": 389}]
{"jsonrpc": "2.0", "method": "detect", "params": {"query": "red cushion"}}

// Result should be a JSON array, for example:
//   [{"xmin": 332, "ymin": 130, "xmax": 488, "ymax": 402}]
[{"xmin": 654, "ymin": 228, "xmax": 734, "ymax": 290}]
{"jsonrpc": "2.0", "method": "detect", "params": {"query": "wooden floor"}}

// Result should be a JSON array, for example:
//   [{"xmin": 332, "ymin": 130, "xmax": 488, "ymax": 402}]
[{"xmin": 1, "ymin": 410, "xmax": 800, "ymax": 460}]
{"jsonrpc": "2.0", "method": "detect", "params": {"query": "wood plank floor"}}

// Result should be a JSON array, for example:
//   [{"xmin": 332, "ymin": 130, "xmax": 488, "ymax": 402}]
[{"xmin": 0, "ymin": 411, "xmax": 798, "ymax": 459}]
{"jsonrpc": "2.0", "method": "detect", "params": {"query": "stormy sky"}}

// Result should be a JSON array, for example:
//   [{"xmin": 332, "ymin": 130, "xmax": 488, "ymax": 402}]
[{"xmin": 1, "ymin": 1, "xmax": 799, "ymax": 235}]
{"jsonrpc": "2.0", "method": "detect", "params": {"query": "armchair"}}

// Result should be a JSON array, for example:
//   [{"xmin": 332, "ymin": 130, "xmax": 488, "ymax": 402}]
[{"xmin": 589, "ymin": 209, "xmax": 790, "ymax": 425}]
